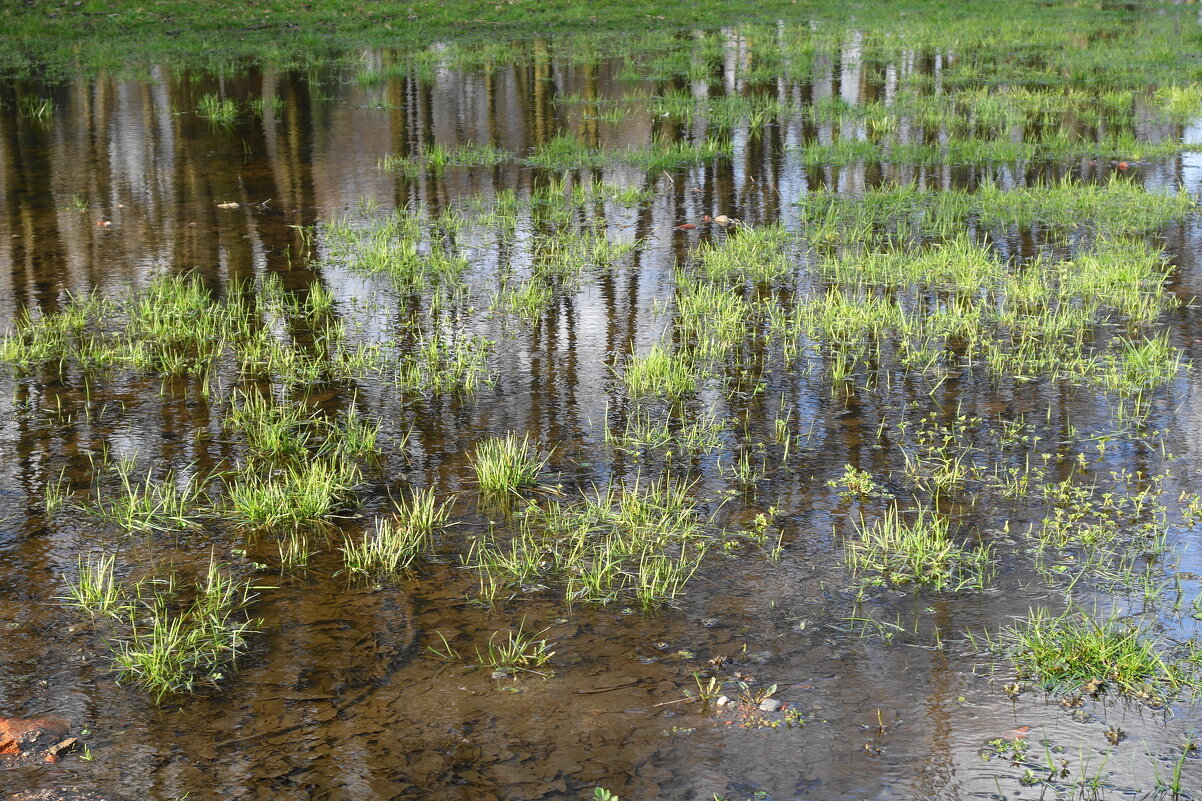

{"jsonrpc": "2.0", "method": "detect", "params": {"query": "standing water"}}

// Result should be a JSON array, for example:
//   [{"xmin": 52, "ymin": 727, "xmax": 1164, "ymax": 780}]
[{"xmin": 2, "ymin": 19, "xmax": 1202, "ymax": 801}]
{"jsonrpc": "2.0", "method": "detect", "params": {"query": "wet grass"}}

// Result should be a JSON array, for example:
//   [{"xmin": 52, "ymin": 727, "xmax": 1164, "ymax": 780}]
[
  {"xmin": 846, "ymin": 507, "xmax": 992, "ymax": 591},
  {"xmin": 224, "ymin": 457, "xmax": 361, "ymax": 532},
  {"xmin": 342, "ymin": 488, "xmax": 453, "ymax": 575},
  {"xmin": 999, "ymin": 608, "xmax": 1190, "ymax": 703},
  {"xmin": 800, "ymin": 179, "xmax": 1195, "ymax": 245},
  {"xmin": 62, "ymin": 554, "xmax": 124, "ymax": 619},
  {"xmin": 62, "ymin": 557, "xmax": 259, "ymax": 701},
  {"xmin": 88, "ymin": 457, "xmax": 207, "ymax": 534},
  {"xmin": 196, "ymin": 93, "xmax": 238, "ymax": 124},
  {"xmin": 470, "ymin": 433, "xmax": 550, "ymax": 500},
  {"xmin": 7, "ymin": 17, "xmax": 1202, "ymax": 791},
  {"xmin": 111, "ymin": 561, "xmax": 259, "ymax": 700},
  {"xmin": 473, "ymin": 621, "xmax": 556, "ymax": 677},
  {"xmin": 523, "ymin": 133, "xmax": 731, "ymax": 172},
  {"xmin": 378, "ymin": 142, "xmax": 509, "ymax": 177}
]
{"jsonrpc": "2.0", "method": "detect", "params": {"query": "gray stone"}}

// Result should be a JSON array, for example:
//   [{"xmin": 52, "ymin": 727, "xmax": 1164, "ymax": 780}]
[{"xmin": 758, "ymin": 698, "xmax": 782, "ymax": 713}]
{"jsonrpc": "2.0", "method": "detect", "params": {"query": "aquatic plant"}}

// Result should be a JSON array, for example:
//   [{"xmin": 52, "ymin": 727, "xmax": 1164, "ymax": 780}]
[
  {"xmin": 523, "ymin": 133, "xmax": 730, "ymax": 171},
  {"xmin": 196, "ymin": 93, "xmax": 238, "ymax": 123},
  {"xmin": 224, "ymin": 457, "xmax": 360, "ymax": 531},
  {"xmin": 111, "ymin": 560, "xmax": 259, "ymax": 700},
  {"xmin": 1002, "ymin": 608, "xmax": 1187, "ymax": 702},
  {"xmin": 622, "ymin": 343, "xmax": 697, "ymax": 399},
  {"xmin": 469, "ymin": 433, "xmax": 550, "ymax": 499},
  {"xmin": 378, "ymin": 141, "xmax": 509, "ymax": 176},
  {"xmin": 846, "ymin": 507, "xmax": 992, "ymax": 591},
  {"xmin": 473, "ymin": 620, "xmax": 555, "ymax": 676},
  {"xmin": 62, "ymin": 554, "xmax": 126, "ymax": 619},
  {"xmin": 342, "ymin": 488, "xmax": 452, "ymax": 575},
  {"xmin": 89, "ymin": 457, "xmax": 207, "ymax": 533},
  {"xmin": 226, "ymin": 391, "xmax": 313, "ymax": 460}
]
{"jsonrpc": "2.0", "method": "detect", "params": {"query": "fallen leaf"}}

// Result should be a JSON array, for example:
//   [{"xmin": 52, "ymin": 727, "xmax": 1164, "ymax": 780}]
[
  {"xmin": 217, "ymin": 201, "xmax": 240, "ymax": 209},
  {"xmin": 674, "ymin": 223, "xmax": 697, "ymax": 230}
]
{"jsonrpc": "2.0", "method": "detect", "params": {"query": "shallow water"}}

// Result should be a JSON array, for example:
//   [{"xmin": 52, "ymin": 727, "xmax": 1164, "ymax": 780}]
[{"xmin": 2, "ymin": 24, "xmax": 1202, "ymax": 801}]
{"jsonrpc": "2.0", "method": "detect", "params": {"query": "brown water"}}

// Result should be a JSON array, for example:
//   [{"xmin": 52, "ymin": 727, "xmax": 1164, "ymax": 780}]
[{"xmin": 2, "ymin": 30, "xmax": 1202, "ymax": 801}]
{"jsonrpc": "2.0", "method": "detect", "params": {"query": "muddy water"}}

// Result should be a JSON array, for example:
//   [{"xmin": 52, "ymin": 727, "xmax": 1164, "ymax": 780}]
[{"xmin": 2, "ymin": 29, "xmax": 1202, "ymax": 801}]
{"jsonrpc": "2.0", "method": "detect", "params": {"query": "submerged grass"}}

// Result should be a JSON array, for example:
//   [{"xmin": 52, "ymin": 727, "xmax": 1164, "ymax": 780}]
[
  {"xmin": 88, "ymin": 457, "xmax": 207, "ymax": 533},
  {"xmin": 801, "ymin": 178, "xmax": 1195, "ymax": 245}
]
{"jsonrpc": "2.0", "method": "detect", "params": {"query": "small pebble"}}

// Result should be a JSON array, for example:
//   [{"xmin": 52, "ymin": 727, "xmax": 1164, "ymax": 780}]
[
  {"xmin": 759, "ymin": 698, "xmax": 782, "ymax": 713},
  {"xmin": 716, "ymin": 695, "xmax": 730, "ymax": 706}
]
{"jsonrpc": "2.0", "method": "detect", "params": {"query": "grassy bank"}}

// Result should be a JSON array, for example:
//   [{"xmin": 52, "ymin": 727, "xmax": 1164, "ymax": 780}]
[{"xmin": 2, "ymin": 0, "xmax": 1199, "ymax": 80}]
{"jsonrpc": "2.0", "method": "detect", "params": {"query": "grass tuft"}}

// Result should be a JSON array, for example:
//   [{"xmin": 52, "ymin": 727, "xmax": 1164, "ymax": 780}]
[{"xmin": 470, "ymin": 433, "xmax": 550, "ymax": 499}]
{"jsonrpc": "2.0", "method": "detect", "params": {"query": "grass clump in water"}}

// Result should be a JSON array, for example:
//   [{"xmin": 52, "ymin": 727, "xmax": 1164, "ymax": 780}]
[
  {"xmin": 112, "ymin": 560, "xmax": 259, "ymax": 701},
  {"xmin": 1001, "ymin": 608, "xmax": 1188, "ymax": 702},
  {"xmin": 470, "ymin": 433, "xmax": 550, "ymax": 499},
  {"xmin": 62, "ymin": 557, "xmax": 259, "ymax": 701},
  {"xmin": 224, "ymin": 457, "xmax": 360, "ymax": 532},
  {"xmin": 524, "ymin": 133, "xmax": 730, "ymax": 171},
  {"xmin": 623, "ymin": 343, "xmax": 697, "ymax": 399},
  {"xmin": 226, "ymin": 391, "xmax": 313, "ymax": 460},
  {"xmin": 693, "ymin": 223, "xmax": 793, "ymax": 285},
  {"xmin": 473, "ymin": 620, "xmax": 555, "ymax": 677},
  {"xmin": 464, "ymin": 475, "xmax": 712, "ymax": 610},
  {"xmin": 88, "ymin": 456, "xmax": 207, "ymax": 533},
  {"xmin": 62, "ymin": 554, "xmax": 125, "ymax": 619},
  {"xmin": 196, "ymin": 93, "xmax": 238, "ymax": 124},
  {"xmin": 847, "ymin": 507, "xmax": 992, "ymax": 591},
  {"xmin": 342, "ymin": 488, "xmax": 453, "ymax": 575},
  {"xmin": 378, "ymin": 141, "xmax": 509, "ymax": 176}
]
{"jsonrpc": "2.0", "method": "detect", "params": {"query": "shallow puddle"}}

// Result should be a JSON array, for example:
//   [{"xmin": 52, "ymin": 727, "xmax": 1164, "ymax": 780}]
[{"xmin": 2, "ymin": 19, "xmax": 1202, "ymax": 801}]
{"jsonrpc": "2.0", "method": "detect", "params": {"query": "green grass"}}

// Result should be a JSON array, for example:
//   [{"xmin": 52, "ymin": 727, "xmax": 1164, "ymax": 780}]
[
  {"xmin": 473, "ymin": 620, "xmax": 555, "ymax": 677},
  {"xmin": 62, "ymin": 557, "xmax": 260, "ymax": 701},
  {"xmin": 342, "ymin": 488, "xmax": 453, "ymax": 575},
  {"xmin": 1001, "ymin": 608, "xmax": 1189, "ymax": 702},
  {"xmin": 523, "ymin": 133, "xmax": 730, "ymax": 172},
  {"xmin": 224, "ymin": 457, "xmax": 360, "ymax": 531},
  {"xmin": 469, "ymin": 433, "xmax": 550, "ymax": 499},
  {"xmin": 622, "ymin": 343, "xmax": 697, "ymax": 399},
  {"xmin": 379, "ymin": 142, "xmax": 509, "ymax": 176},
  {"xmin": 801, "ymin": 179, "xmax": 1195, "ymax": 246},
  {"xmin": 88, "ymin": 457, "xmax": 207, "ymax": 533},
  {"xmin": 196, "ymin": 93, "xmax": 238, "ymax": 123},
  {"xmin": 846, "ymin": 507, "xmax": 992, "ymax": 591},
  {"xmin": 62, "ymin": 554, "xmax": 126, "ymax": 619},
  {"xmin": 111, "ymin": 560, "xmax": 259, "ymax": 700},
  {"xmin": 9, "ymin": 0, "xmax": 1202, "ymax": 96},
  {"xmin": 226, "ymin": 391, "xmax": 313, "ymax": 460}
]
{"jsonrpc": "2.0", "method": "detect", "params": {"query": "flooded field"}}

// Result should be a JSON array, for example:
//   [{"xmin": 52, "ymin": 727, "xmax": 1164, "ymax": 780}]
[{"xmin": 4, "ymin": 10, "xmax": 1202, "ymax": 801}]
